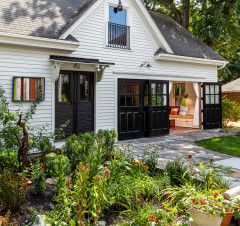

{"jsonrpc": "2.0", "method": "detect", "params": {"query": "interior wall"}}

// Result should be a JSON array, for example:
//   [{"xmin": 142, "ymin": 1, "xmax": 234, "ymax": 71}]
[{"xmin": 170, "ymin": 82, "xmax": 196, "ymax": 115}]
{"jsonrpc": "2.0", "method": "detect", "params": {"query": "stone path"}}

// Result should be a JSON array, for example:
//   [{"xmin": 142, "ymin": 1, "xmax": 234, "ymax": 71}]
[{"xmin": 119, "ymin": 129, "xmax": 240, "ymax": 187}]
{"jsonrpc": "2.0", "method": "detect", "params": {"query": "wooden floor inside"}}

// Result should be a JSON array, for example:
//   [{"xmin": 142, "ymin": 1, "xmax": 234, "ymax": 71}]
[{"xmin": 170, "ymin": 126, "xmax": 201, "ymax": 135}]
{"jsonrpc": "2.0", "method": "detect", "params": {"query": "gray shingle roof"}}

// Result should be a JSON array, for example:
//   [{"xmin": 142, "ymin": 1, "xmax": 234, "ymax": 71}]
[
  {"xmin": 0, "ymin": 0, "xmax": 226, "ymax": 62},
  {"xmin": 222, "ymin": 78, "xmax": 240, "ymax": 93},
  {"xmin": 0, "ymin": 0, "xmax": 95, "ymax": 39},
  {"xmin": 149, "ymin": 10, "xmax": 226, "ymax": 61}
]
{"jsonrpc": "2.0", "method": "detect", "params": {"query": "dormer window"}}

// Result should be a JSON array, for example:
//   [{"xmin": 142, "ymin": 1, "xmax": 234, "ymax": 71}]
[{"xmin": 108, "ymin": 6, "xmax": 130, "ymax": 49}]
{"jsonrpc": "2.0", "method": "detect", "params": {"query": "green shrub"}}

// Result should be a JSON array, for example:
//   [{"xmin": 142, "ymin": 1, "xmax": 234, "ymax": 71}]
[
  {"xmin": 31, "ymin": 161, "xmax": 46, "ymax": 195},
  {"xmin": 0, "ymin": 169, "xmax": 27, "ymax": 212},
  {"xmin": 46, "ymin": 153, "xmax": 70, "ymax": 190},
  {"xmin": 142, "ymin": 145, "xmax": 159, "ymax": 174},
  {"xmin": 0, "ymin": 149, "xmax": 19, "ymax": 170},
  {"xmin": 165, "ymin": 160, "xmax": 191, "ymax": 186},
  {"xmin": 222, "ymin": 97, "xmax": 240, "ymax": 127}
]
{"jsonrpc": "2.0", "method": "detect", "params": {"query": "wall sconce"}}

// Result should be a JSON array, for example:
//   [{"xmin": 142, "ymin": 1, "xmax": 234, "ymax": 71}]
[
  {"xmin": 114, "ymin": 0, "xmax": 123, "ymax": 13},
  {"xmin": 140, "ymin": 61, "xmax": 152, "ymax": 68}
]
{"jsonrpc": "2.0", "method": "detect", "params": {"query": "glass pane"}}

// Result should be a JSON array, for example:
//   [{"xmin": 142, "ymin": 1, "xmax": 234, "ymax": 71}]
[
  {"xmin": 120, "ymin": 95, "xmax": 125, "ymax": 106},
  {"xmin": 58, "ymin": 74, "xmax": 70, "ymax": 102},
  {"xmin": 126, "ymin": 83, "xmax": 133, "ymax": 94},
  {"xmin": 210, "ymin": 95, "xmax": 215, "ymax": 104},
  {"xmin": 119, "ymin": 83, "xmax": 126, "ymax": 94},
  {"xmin": 109, "ymin": 6, "xmax": 126, "ymax": 25},
  {"xmin": 144, "ymin": 83, "xmax": 149, "ymax": 95},
  {"xmin": 215, "ymin": 95, "xmax": 219, "ymax": 104},
  {"xmin": 163, "ymin": 84, "xmax": 167, "ymax": 95},
  {"xmin": 151, "ymin": 83, "xmax": 156, "ymax": 95},
  {"xmin": 163, "ymin": 95, "xmax": 167, "ymax": 106},
  {"xmin": 156, "ymin": 84, "xmax": 162, "ymax": 94},
  {"xmin": 126, "ymin": 96, "xmax": 133, "ymax": 106},
  {"xmin": 205, "ymin": 95, "xmax": 210, "ymax": 104},
  {"xmin": 133, "ymin": 83, "xmax": 139, "ymax": 95},
  {"xmin": 133, "ymin": 95, "xmax": 139, "ymax": 106},
  {"xmin": 151, "ymin": 95, "xmax": 157, "ymax": 106},
  {"xmin": 80, "ymin": 75, "xmax": 90, "ymax": 101},
  {"xmin": 215, "ymin": 85, "xmax": 219, "ymax": 94},
  {"xmin": 205, "ymin": 85, "xmax": 210, "ymax": 94},
  {"xmin": 144, "ymin": 95, "xmax": 148, "ymax": 106},
  {"xmin": 210, "ymin": 85, "xmax": 215, "ymax": 94}
]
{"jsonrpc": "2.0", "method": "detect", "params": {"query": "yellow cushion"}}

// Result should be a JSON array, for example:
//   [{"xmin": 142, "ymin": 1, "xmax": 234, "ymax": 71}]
[{"xmin": 169, "ymin": 115, "xmax": 194, "ymax": 119}]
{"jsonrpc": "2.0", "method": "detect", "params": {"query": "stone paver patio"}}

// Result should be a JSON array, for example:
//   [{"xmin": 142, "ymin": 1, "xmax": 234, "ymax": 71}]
[{"xmin": 119, "ymin": 129, "xmax": 240, "ymax": 187}]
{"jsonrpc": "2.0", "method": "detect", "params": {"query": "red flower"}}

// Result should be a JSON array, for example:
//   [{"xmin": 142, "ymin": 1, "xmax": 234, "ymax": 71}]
[
  {"xmin": 166, "ymin": 194, "xmax": 172, "ymax": 200},
  {"xmin": 191, "ymin": 197, "xmax": 197, "ymax": 203},
  {"xmin": 103, "ymin": 168, "xmax": 111, "ymax": 178},
  {"xmin": 148, "ymin": 214, "xmax": 157, "ymax": 222},
  {"xmin": 213, "ymin": 192, "xmax": 219, "ymax": 197},
  {"xmin": 199, "ymin": 199, "xmax": 206, "ymax": 205}
]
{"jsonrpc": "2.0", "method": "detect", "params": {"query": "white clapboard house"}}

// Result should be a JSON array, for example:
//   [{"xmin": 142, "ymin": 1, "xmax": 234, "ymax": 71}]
[{"xmin": 0, "ymin": 0, "xmax": 227, "ymax": 140}]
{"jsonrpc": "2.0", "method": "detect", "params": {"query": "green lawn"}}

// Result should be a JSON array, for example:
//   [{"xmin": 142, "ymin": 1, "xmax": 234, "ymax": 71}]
[{"xmin": 196, "ymin": 136, "xmax": 240, "ymax": 157}]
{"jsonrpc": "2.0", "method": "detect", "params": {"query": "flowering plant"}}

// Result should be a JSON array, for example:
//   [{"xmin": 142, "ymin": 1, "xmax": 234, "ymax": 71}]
[{"xmin": 186, "ymin": 190, "xmax": 233, "ymax": 216}]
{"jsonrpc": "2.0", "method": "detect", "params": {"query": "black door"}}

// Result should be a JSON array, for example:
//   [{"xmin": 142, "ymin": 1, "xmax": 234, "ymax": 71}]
[
  {"xmin": 118, "ymin": 79, "xmax": 143, "ymax": 140},
  {"xmin": 55, "ymin": 71, "xmax": 94, "ymax": 137},
  {"xmin": 202, "ymin": 83, "xmax": 222, "ymax": 129},
  {"xmin": 149, "ymin": 80, "xmax": 169, "ymax": 137},
  {"xmin": 118, "ymin": 79, "xmax": 169, "ymax": 140}
]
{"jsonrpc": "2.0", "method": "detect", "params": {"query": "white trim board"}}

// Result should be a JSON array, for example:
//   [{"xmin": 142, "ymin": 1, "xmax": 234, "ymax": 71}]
[{"xmin": 0, "ymin": 32, "xmax": 79, "ymax": 51}]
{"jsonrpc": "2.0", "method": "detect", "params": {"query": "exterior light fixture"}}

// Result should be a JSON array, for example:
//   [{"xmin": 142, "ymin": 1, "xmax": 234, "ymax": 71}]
[{"xmin": 117, "ymin": 0, "xmax": 123, "ymax": 12}]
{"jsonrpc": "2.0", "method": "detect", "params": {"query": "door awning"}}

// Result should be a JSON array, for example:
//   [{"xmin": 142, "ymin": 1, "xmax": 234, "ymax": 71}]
[
  {"xmin": 50, "ymin": 55, "xmax": 115, "ymax": 66},
  {"xmin": 50, "ymin": 55, "xmax": 115, "ymax": 82}
]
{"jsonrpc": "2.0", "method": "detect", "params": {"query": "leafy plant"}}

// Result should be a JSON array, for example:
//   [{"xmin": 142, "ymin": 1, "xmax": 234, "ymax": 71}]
[
  {"xmin": 0, "ymin": 169, "xmax": 27, "ymax": 212},
  {"xmin": 165, "ymin": 159, "xmax": 191, "ymax": 186},
  {"xmin": 31, "ymin": 161, "xmax": 46, "ymax": 195},
  {"xmin": 0, "ymin": 149, "xmax": 19, "ymax": 170},
  {"xmin": 222, "ymin": 97, "xmax": 240, "ymax": 127},
  {"xmin": 46, "ymin": 152, "xmax": 70, "ymax": 190}
]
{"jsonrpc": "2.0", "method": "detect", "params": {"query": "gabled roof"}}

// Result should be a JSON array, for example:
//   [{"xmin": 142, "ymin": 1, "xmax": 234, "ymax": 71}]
[
  {"xmin": 149, "ymin": 11, "xmax": 226, "ymax": 62},
  {"xmin": 0, "ymin": 0, "xmax": 226, "ymax": 62},
  {"xmin": 222, "ymin": 78, "xmax": 240, "ymax": 93},
  {"xmin": 0, "ymin": 0, "xmax": 95, "ymax": 39}
]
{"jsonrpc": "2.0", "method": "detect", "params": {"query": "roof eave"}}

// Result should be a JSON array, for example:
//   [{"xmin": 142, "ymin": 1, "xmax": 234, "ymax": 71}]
[
  {"xmin": 0, "ymin": 32, "xmax": 80, "ymax": 51},
  {"xmin": 155, "ymin": 53, "xmax": 228, "ymax": 67}
]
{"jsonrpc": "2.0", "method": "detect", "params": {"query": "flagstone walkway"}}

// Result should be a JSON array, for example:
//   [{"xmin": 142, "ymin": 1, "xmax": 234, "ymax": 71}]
[{"xmin": 119, "ymin": 129, "xmax": 240, "ymax": 187}]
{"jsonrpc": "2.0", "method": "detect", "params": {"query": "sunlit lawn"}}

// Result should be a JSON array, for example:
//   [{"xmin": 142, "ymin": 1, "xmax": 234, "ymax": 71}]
[{"xmin": 196, "ymin": 136, "xmax": 240, "ymax": 157}]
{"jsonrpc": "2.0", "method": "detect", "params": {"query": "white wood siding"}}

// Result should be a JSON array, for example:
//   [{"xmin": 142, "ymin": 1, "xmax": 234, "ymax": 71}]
[
  {"xmin": 70, "ymin": 0, "xmax": 218, "ymax": 131},
  {"xmin": 0, "ymin": 45, "xmax": 54, "ymax": 134}
]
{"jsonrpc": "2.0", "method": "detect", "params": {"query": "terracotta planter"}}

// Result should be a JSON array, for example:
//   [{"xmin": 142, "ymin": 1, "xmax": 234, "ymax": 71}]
[
  {"xmin": 221, "ymin": 211, "xmax": 234, "ymax": 226},
  {"xmin": 189, "ymin": 208, "xmax": 222, "ymax": 226}
]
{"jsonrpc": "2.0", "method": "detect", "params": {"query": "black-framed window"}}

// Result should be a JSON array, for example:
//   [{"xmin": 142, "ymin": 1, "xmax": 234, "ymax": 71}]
[
  {"xmin": 151, "ymin": 83, "xmax": 167, "ymax": 106},
  {"xmin": 79, "ymin": 74, "xmax": 91, "ymax": 101},
  {"xmin": 205, "ymin": 84, "xmax": 220, "ymax": 104},
  {"xmin": 119, "ymin": 81, "xmax": 139, "ymax": 107},
  {"xmin": 13, "ymin": 77, "xmax": 45, "ymax": 102}
]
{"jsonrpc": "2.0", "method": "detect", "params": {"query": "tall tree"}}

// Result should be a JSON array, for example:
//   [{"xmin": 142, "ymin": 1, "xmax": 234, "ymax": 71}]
[{"xmin": 144, "ymin": 0, "xmax": 240, "ymax": 83}]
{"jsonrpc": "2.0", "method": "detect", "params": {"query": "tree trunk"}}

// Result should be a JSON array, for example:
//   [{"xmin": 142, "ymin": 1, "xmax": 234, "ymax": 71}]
[
  {"xmin": 182, "ymin": 0, "xmax": 190, "ymax": 29},
  {"xmin": 17, "ymin": 114, "xmax": 30, "ymax": 170}
]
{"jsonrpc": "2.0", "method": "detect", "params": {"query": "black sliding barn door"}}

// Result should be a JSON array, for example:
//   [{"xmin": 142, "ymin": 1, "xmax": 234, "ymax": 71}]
[
  {"xmin": 55, "ymin": 71, "xmax": 94, "ymax": 137},
  {"xmin": 118, "ymin": 79, "xmax": 169, "ymax": 140},
  {"xmin": 202, "ymin": 83, "xmax": 222, "ymax": 129}
]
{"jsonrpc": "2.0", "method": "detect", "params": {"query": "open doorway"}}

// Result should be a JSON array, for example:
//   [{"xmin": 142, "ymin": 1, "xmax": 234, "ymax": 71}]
[{"xmin": 169, "ymin": 82, "xmax": 201, "ymax": 135}]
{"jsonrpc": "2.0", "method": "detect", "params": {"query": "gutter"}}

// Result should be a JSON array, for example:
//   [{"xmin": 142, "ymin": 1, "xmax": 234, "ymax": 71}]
[
  {"xmin": 155, "ymin": 53, "xmax": 228, "ymax": 67},
  {"xmin": 0, "ymin": 32, "xmax": 80, "ymax": 51}
]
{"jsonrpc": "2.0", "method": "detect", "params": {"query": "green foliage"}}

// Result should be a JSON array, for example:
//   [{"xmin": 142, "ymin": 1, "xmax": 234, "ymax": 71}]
[
  {"xmin": 0, "ymin": 149, "xmax": 19, "ymax": 170},
  {"xmin": 0, "ymin": 169, "xmax": 27, "ymax": 212},
  {"xmin": 142, "ymin": 145, "xmax": 159, "ymax": 174},
  {"xmin": 64, "ymin": 130, "xmax": 117, "ymax": 170},
  {"xmin": 222, "ymin": 97, "xmax": 240, "ymax": 127},
  {"xmin": 31, "ymin": 161, "xmax": 46, "ymax": 195},
  {"xmin": 46, "ymin": 152, "xmax": 70, "ymax": 190},
  {"xmin": 165, "ymin": 159, "xmax": 191, "ymax": 186},
  {"xmin": 197, "ymin": 136, "xmax": 240, "ymax": 158}
]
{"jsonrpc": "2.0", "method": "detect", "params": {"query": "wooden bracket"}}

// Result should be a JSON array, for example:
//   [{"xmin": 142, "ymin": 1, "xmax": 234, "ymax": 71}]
[
  {"xmin": 51, "ymin": 61, "xmax": 61, "ymax": 81},
  {"xmin": 95, "ymin": 65, "xmax": 109, "ymax": 82}
]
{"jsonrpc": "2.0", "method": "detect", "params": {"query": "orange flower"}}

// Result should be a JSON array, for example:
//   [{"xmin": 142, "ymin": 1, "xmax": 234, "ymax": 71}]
[
  {"xmin": 199, "ymin": 199, "xmax": 206, "ymax": 205},
  {"xmin": 213, "ymin": 192, "xmax": 219, "ymax": 197},
  {"xmin": 191, "ymin": 197, "xmax": 197, "ymax": 203},
  {"xmin": 148, "ymin": 214, "xmax": 157, "ymax": 222},
  {"xmin": 166, "ymin": 194, "xmax": 172, "ymax": 200},
  {"xmin": 103, "ymin": 168, "xmax": 111, "ymax": 178}
]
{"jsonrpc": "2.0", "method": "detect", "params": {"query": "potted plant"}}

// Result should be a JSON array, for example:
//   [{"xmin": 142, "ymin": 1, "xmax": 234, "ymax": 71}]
[{"xmin": 187, "ymin": 191, "xmax": 233, "ymax": 226}]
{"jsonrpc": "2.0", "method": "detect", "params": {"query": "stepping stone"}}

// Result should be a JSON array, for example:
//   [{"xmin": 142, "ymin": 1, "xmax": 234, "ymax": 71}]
[{"xmin": 215, "ymin": 158, "xmax": 240, "ymax": 170}]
